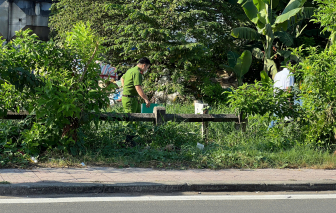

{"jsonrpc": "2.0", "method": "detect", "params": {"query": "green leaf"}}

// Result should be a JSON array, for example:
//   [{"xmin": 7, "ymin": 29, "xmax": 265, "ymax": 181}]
[
  {"xmin": 271, "ymin": 0, "xmax": 279, "ymax": 9},
  {"xmin": 330, "ymin": 32, "xmax": 336, "ymax": 45},
  {"xmin": 234, "ymin": 50, "xmax": 252, "ymax": 79},
  {"xmin": 252, "ymin": 47, "xmax": 264, "ymax": 59},
  {"xmin": 273, "ymin": 20, "xmax": 289, "ymax": 32},
  {"xmin": 253, "ymin": 0, "xmax": 266, "ymax": 11},
  {"xmin": 275, "ymin": 8, "xmax": 301, "ymax": 24},
  {"xmin": 260, "ymin": 70, "xmax": 271, "ymax": 84},
  {"xmin": 282, "ymin": 0, "xmax": 306, "ymax": 15},
  {"xmin": 238, "ymin": 0, "xmax": 250, "ymax": 4},
  {"xmin": 301, "ymin": 7, "xmax": 315, "ymax": 19},
  {"xmin": 227, "ymin": 51, "xmax": 240, "ymax": 68},
  {"xmin": 242, "ymin": 0, "xmax": 260, "ymax": 24},
  {"xmin": 223, "ymin": 65, "xmax": 235, "ymax": 73},
  {"xmin": 277, "ymin": 49, "xmax": 292, "ymax": 58},
  {"xmin": 257, "ymin": 12, "xmax": 267, "ymax": 25},
  {"xmin": 264, "ymin": 23, "xmax": 274, "ymax": 38},
  {"xmin": 266, "ymin": 59, "xmax": 278, "ymax": 78},
  {"xmin": 274, "ymin": 31, "xmax": 294, "ymax": 46},
  {"xmin": 231, "ymin": 27, "xmax": 259, "ymax": 40}
]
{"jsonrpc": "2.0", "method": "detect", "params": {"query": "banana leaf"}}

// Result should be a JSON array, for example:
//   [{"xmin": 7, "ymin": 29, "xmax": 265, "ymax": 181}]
[
  {"xmin": 266, "ymin": 59, "xmax": 278, "ymax": 79},
  {"xmin": 242, "ymin": 0, "xmax": 260, "ymax": 24},
  {"xmin": 274, "ymin": 31, "xmax": 294, "ymax": 46},
  {"xmin": 234, "ymin": 50, "xmax": 252, "ymax": 79},
  {"xmin": 227, "ymin": 51, "xmax": 240, "ymax": 68},
  {"xmin": 277, "ymin": 49, "xmax": 292, "ymax": 58},
  {"xmin": 231, "ymin": 27, "xmax": 259, "ymax": 40},
  {"xmin": 253, "ymin": 0, "xmax": 266, "ymax": 11},
  {"xmin": 275, "ymin": 8, "xmax": 301, "ymax": 24},
  {"xmin": 282, "ymin": 0, "xmax": 307, "ymax": 15}
]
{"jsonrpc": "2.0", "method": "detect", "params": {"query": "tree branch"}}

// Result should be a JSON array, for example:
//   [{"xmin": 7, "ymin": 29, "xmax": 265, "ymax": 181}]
[{"xmin": 80, "ymin": 42, "xmax": 99, "ymax": 82}]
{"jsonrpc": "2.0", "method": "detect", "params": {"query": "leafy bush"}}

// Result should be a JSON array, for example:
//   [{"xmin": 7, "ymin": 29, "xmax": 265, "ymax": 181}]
[
  {"xmin": 294, "ymin": 45, "xmax": 336, "ymax": 148},
  {"xmin": 313, "ymin": 0, "xmax": 336, "ymax": 43},
  {"xmin": 0, "ymin": 22, "xmax": 114, "ymax": 156},
  {"xmin": 198, "ymin": 77, "xmax": 230, "ymax": 106},
  {"xmin": 225, "ymin": 81, "xmax": 301, "ymax": 120},
  {"xmin": 0, "ymin": 120, "xmax": 32, "ymax": 167}
]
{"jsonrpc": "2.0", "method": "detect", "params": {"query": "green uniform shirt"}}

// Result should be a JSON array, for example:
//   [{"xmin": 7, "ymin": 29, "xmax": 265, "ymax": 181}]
[{"xmin": 122, "ymin": 66, "xmax": 142, "ymax": 96}]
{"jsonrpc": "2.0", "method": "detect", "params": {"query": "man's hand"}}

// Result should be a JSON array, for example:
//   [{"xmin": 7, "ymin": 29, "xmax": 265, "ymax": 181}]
[
  {"xmin": 135, "ymin": 85, "xmax": 150, "ymax": 107},
  {"xmin": 145, "ymin": 99, "xmax": 151, "ymax": 108}
]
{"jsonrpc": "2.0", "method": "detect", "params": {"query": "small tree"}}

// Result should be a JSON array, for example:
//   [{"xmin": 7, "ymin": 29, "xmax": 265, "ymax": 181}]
[
  {"xmin": 231, "ymin": 0, "xmax": 315, "ymax": 78},
  {"xmin": 0, "ymin": 23, "xmax": 114, "ymax": 155}
]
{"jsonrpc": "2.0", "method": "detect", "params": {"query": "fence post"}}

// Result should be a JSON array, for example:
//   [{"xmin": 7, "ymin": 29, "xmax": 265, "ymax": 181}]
[
  {"xmin": 154, "ymin": 106, "xmax": 166, "ymax": 126},
  {"xmin": 235, "ymin": 112, "xmax": 247, "ymax": 132},
  {"xmin": 202, "ymin": 108, "xmax": 209, "ymax": 140},
  {"xmin": 194, "ymin": 100, "xmax": 209, "ymax": 140}
]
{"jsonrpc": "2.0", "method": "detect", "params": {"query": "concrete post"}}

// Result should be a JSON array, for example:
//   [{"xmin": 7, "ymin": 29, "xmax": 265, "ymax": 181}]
[
  {"xmin": 202, "ymin": 108, "xmax": 209, "ymax": 140},
  {"xmin": 154, "ymin": 107, "xmax": 166, "ymax": 126},
  {"xmin": 194, "ymin": 100, "xmax": 209, "ymax": 140}
]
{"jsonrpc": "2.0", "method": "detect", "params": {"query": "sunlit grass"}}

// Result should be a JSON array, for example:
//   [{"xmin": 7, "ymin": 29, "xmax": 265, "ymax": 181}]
[
  {"xmin": 36, "ymin": 103, "xmax": 336, "ymax": 169},
  {"xmin": 2, "ymin": 102, "xmax": 336, "ymax": 169}
]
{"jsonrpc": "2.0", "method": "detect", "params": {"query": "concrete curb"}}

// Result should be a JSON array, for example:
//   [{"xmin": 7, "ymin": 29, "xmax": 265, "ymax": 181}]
[{"xmin": 1, "ymin": 182, "xmax": 336, "ymax": 196}]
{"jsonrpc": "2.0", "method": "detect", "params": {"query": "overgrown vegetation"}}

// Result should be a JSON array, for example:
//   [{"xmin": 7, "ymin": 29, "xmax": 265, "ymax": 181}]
[
  {"xmin": 2, "ymin": 1, "xmax": 336, "ymax": 170},
  {"xmin": 1, "ymin": 104, "xmax": 336, "ymax": 169},
  {"xmin": 49, "ymin": 0, "xmax": 248, "ymax": 100},
  {"xmin": 0, "ymin": 23, "xmax": 116, "ymax": 161}
]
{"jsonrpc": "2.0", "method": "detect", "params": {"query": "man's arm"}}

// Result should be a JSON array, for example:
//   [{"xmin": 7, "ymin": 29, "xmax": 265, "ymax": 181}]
[
  {"xmin": 121, "ymin": 77, "xmax": 124, "ymax": 87},
  {"xmin": 135, "ymin": 85, "xmax": 150, "ymax": 107}
]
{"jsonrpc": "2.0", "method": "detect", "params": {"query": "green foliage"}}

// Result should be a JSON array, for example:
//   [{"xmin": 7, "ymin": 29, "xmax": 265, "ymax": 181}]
[
  {"xmin": 313, "ymin": 0, "xmax": 336, "ymax": 45},
  {"xmin": 232, "ymin": 0, "xmax": 315, "ymax": 77},
  {"xmin": 294, "ymin": 45, "xmax": 336, "ymax": 148},
  {"xmin": 224, "ymin": 50, "xmax": 252, "ymax": 86},
  {"xmin": 0, "ymin": 83, "xmax": 24, "ymax": 118},
  {"xmin": 0, "ymin": 23, "xmax": 112, "ymax": 156},
  {"xmin": 2, "ymin": 103, "xmax": 336, "ymax": 169},
  {"xmin": 198, "ymin": 78, "xmax": 231, "ymax": 106},
  {"xmin": 260, "ymin": 70, "xmax": 271, "ymax": 85},
  {"xmin": 15, "ymin": 103, "xmax": 335, "ymax": 169},
  {"xmin": 0, "ymin": 120, "xmax": 31, "ymax": 168},
  {"xmin": 225, "ymin": 81, "xmax": 301, "ymax": 120},
  {"xmin": 49, "ymin": 0, "xmax": 247, "ymax": 98}
]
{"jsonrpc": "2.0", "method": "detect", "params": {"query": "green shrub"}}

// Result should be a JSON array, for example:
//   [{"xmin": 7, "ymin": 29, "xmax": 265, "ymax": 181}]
[
  {"xmin": 225, "ymin": 81, "xmax": 301, "ymax": 120},
  {"xmin": 0, "ymin": 22, "xmax": 115, "ymax": 156},
  {"xmin": 294, "ymin": 45, "xmax": 336, "ymax": 149}
]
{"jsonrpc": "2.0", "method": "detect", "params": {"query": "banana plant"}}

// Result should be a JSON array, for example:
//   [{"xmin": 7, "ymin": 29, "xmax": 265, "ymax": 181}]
[
  {"xmin": 224, "ymin": 50, "xmax": 252, "ymax": 86},
  {"xmin": 231, "ymin": 0, "xmax": 315, "ymax": 78}
]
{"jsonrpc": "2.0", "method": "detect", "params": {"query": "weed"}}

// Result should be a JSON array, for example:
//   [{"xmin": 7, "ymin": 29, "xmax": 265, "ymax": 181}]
[{"xmin": 2, "ymin": 103, "xmax": 336, "ymax": 169}]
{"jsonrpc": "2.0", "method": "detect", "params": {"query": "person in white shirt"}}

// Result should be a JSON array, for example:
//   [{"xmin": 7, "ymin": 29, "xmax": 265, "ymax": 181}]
[{"xmin": 268, "ymin": 60, "xmax": 296, "ymax": 129}]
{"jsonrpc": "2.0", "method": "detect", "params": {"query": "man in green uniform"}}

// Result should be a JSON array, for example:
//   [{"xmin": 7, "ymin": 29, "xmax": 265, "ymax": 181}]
[
  {"xmin": 121, "ymin": 57, "xmax": 151, "ymax": 113},
  {"xmin": 121, "ymin": 57, "xmax": 151, "ymax": 146}
]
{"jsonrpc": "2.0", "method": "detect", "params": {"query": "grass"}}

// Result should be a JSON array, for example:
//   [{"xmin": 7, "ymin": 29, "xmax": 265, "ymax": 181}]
[{"xmin": 2, "ymin": 103, "xmax": 336, "ymax": 169}]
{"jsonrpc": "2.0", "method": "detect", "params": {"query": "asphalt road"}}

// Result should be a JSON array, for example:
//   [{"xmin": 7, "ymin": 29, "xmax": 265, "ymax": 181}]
[{"xmin": 1, "ymin": 193, "xmax": 336, "ymax": 213}]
